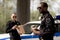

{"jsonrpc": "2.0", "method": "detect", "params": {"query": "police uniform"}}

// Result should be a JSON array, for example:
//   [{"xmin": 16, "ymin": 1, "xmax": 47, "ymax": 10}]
[
  {"xmin": 6, "ymin": 20, "xmax": 21, "ymax": 40},
  {"xmin": 40, "ymin": 11, "xmax": 55, "ymax": 40}
]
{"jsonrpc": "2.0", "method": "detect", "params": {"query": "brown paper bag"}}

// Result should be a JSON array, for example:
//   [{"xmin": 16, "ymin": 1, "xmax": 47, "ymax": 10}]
[{"xmin": 16, "ymin": 25, "xmax": 25, "ymax": 35}]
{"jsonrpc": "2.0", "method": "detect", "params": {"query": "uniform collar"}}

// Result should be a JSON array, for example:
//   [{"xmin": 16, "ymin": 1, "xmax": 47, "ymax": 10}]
[
  {"xmin": 41, "ymin": 11, "xmax": 49, "ymax": 19},
  {"xmin": 42, "ymin": 11, "xmax": 49, "ymax": 15}
]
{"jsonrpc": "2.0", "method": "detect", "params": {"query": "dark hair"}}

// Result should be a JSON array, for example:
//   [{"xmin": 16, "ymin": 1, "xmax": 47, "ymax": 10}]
[{"xmin": 40, "ymin": 2, "xmax": 48, "ymax": 8}]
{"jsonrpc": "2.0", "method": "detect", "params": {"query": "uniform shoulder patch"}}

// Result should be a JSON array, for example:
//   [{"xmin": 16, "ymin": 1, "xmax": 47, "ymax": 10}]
[{"xmin": 46, "ymin": 18, "xmax": 51, "ymax": 23}]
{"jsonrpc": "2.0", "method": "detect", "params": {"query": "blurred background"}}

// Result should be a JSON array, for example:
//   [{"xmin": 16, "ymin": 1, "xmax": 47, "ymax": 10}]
[{"xmin": 0, "ymin": 0, "xmax": 60, "ymax": 34}]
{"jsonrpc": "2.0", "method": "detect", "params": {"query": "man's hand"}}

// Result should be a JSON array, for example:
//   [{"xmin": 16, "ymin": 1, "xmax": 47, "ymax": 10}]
[
  {"xmin": 31, "ymin": 25, "xmax": 40, "ymax": 35},
  {"xmin": 12, "ymin": 25, "xmax": 17, "ymax": 30}
]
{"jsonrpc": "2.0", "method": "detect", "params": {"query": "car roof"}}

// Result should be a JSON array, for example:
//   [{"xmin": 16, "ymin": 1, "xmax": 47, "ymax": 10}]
[
  {"xmin": 24, "ymin": 20, "xmax": 60, "ymax": 25},
  {"xmin": 25, "ymin": 21, "xmax": 41, "ymax": 25}
]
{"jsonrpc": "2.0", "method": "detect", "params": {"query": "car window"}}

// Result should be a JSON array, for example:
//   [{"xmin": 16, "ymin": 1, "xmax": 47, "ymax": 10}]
[
  {"xmin": 24, "ymin": 24, "xmax": 40, "ymax": 34},
  {"xmin": 55, "ymin": 23, "xmax": 60, "ymax": 32},
  {"xmin": 55, "ymin": 20, "xmax": 60, "ymax": 32}
]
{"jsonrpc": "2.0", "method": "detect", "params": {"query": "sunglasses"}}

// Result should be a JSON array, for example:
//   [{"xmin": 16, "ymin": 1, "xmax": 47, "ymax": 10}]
[
  {"xmin": 13, "ymin": 16, "xmax": 17, "ymax": 18},
  {"xmin": 37, "ymin": 7, "xmax": 42, "ymax": 9}
]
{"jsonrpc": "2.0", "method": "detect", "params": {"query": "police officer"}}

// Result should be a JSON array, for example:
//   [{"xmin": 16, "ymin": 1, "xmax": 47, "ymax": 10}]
[
  {"xmin": 6, "ymin": 13, "xmax": 21, "ymax": 40},
  {"xmin": 31, "ymin": 2, "xmax": 55, "ymax": 40}
]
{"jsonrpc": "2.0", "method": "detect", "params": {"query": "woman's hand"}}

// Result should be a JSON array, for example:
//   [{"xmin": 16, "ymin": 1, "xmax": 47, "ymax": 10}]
[{"xmin": 12, "ymin": 25, "xmax": 17, "ymax": 29}]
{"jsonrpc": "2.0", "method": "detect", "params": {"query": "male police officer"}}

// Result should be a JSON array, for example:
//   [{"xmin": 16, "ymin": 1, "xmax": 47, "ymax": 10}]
[{"xmin": 31, "ymin": 2, "xmax": 55, "ymax": 40}]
